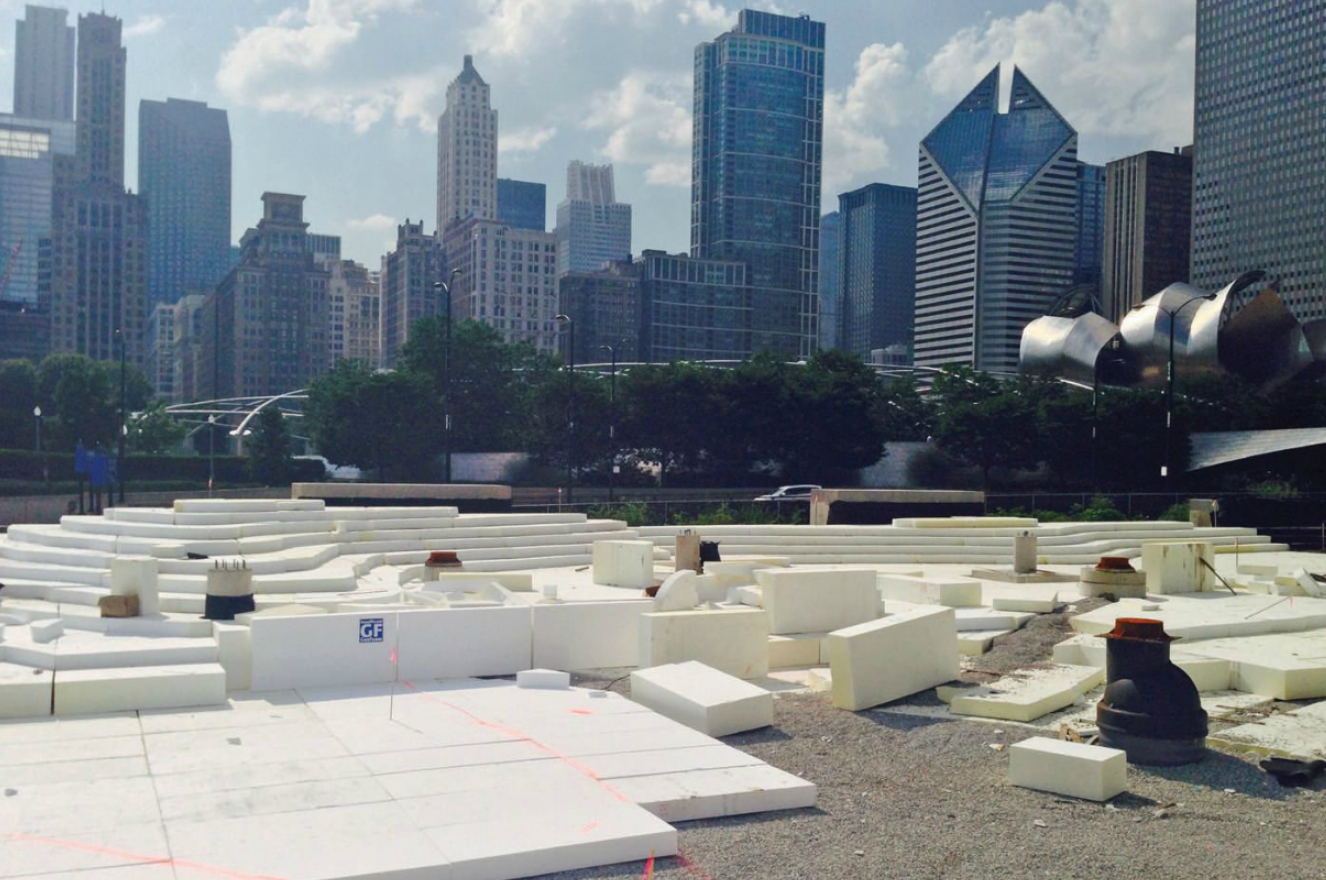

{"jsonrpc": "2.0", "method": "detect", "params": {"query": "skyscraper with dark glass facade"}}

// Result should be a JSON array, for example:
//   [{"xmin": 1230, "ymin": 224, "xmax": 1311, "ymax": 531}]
[
  {"xmin": 914, "ymin": 66, "xmax": 1078, "ymax": 373},
  {"xmin": 692, "ymin": 10, "xmax": 824, "ymax": 358},
  {"xmin": 839, "ymin": 184, "xmax": 917, "ymax": 362},
  {"xmin": 817, "ymin": 211, "xmax": 840, "ymax": 351},
  {"xmin": 139, "ymin": 98, "xmax": 232, "ymax": 307},
  {"xmin": 1075, "ymin": 162, "xmax": 1105, "ymax": 286},
  {"xmin": 1192, "ymin": 0, "xmax": 1326, "ymax": 319},
  {"xmin": 497, "ymin": 178, "xmax": 546, "ymax": 231}
]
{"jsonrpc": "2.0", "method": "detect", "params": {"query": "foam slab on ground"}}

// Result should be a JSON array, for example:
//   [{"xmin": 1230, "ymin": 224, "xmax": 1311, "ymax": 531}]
[
  {"xmin": 53, "ymin": 663, "xmax": 226, "ymax": 716},
  {"xmin": 825, "ymin": 605, "xmax": 958, "ymax": 711},
  {"xmin": 947, "ymin": 664, "xmax": 1104, "ymax": 722},
  {"xmin": 630, "ymin": 661, "xmax": 773, "ymax": 736}
]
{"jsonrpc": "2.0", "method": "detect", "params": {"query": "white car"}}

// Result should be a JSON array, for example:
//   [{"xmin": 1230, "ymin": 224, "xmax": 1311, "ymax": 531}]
[{"xmin": 754, "ymin": 484, "xmax": 821, "ymax": 502}]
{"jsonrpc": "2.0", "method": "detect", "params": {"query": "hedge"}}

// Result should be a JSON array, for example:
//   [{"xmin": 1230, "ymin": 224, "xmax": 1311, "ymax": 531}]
[{"xmin": 0, "ymin": 450, "xmax": 325, "ymax": 484}]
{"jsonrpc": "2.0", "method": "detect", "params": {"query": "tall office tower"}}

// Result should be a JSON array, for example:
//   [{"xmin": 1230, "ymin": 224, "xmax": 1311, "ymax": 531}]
[
  {"xmin": 379, "ymin": 220, "xmax": 445, "ymax": 368},
  {"xmin": 914, "ymin": 66, "xmax": 1078, "ymax": 372},
  {"xmin": 1075, "ymin": 162, "xmax": 1105, "ymax": 286},
  {"xmin": 437, "ymin": 55, "xmax": 497, "ymax": 234},
  {"xmin": 838, "ymin": 184, "xmax": 918, "ymax": 362},
  {"xmin": 46, "ymin": 13, "xmax": 149, "ymax": 366},
  {"xmin": 1102, "ymin": 148, "xmax": 1193, "ymax": 323},
  {"xmin": 14, "ymin": 5, "xmax": 74, "ymax": 121},
  {"xmin": 0, "ymin": 114, "xmax": 74, "ymax": 303},
  {"xmin": 497, "ymin": 178, "xmax": 546, "ymax": 231},
  {"xmin": 199, "ymin": 193, "xmax": 330, "ymax": 398},
  {"xmin": 1192, "ymin": 0, "xmax": 1326, "ymax": 318},
  {"xmin": 637, "ymin": 250, "xmax": 750, "ymax": 362},
  {"xmin": 146, "ymin": 302, "xmax": 176, "ymax": 400},
  {"xmin": 692, "ymin": 10, "xmax": 824, "ymax": 358},
  {"xmin": 172, "ymin": 292, "xmax": 206, "ymax": 402},
  {"xmin": 138, "ymin": 98, "xmax": 232, "ymax": 307},
  {"xmin": 328, "ymin": 259, "xmax": 380, "ymax": 368},
  {"xmin": 555, "ymin": 160, "xmax": 632, "ymax": 275},
  {"xmin": 443, "ymin": 218, "xmax": 558, "ymax": 353},
  {"xmin": 816, "ymin": 211, "xmax": 841, "ymax": 351},
  {"xmin": 557, "ymin": 260, "xmax": 642, "ymax": 363}
]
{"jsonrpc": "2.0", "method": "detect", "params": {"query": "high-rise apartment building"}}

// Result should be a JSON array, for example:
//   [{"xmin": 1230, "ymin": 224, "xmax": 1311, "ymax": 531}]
[
  {"xmin": 638, "ymin": 250, "xmax": 750, "ymax": 362},
  {"xmin": 555, "ymin": 161, "xmax": 631, "ymax": 275},
  {"xmin": 1102, "ymin": 148, "xmax": 1193, "ymax": 323},
  {"xmin": 444, "ymin": 218, "xmax": 558, "ymax": 353},
  {"xmin": 379, "ymin": 220, "xmax": 446, "ymax": 368},
  {"xmin": 138, "ymin": 98, "xmax": 231, "ymax": 308},
  {"xmin": 914, "ymin": 65, "xmax": 1078, "ymax": 372},
  {"xmin": 557, "ymin": 260, "xmax": 642, "ymax": 363},
  {"xmin": 45, "ymin": 13, "xmax": 149, "ymax": 366},
  {"xmin": 1192, "ymin": 0, "xmax": 1326, "ymax": 318},
  {"xmin": 692, "ymin": 10, "xmax": 824, "ymax": 358},
  {"xmin": 1075, "ymin": 162, "xmax": 1105, "ymax": 286},
  {"xmin": 199, "ymin": 193, "xmax": 330, "ymax": 398},
  {"xmin": 14, "ymin": 5, "xmax": 74, "ymax": 121},
  {"xmin": 172, "ymin": 292, "xmax": 206, "ymax": 402},
  {"xmin": 328, "ymin": 259, "xmax": 379, "ymax": 368},
  {"xmin": 497, "ymin": 178, "xmax": 546, "ymax": 231},
  {"xmin": 817, "ymin": 211, "xmax": 841, "ymax": 351},
  {"xmin": 838, "ymin": 184, "xmax": 917, "ymax": 362},
  {"xmin": 437, "ymin": 56, "xmax": 497, "ymax": 234},
  {"xmin": 0, "ymin": 114, "xmax": 74, "ymax": 304}
]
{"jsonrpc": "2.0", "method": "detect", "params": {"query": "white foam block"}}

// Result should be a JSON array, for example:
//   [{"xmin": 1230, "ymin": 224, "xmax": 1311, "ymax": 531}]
[
  {"xmin": 754, "ymin": 568, "xmax": 878, "ymax": 635},
  {"xmin": 1009, "ymin": 737, "xmax": 1127, "ymax": 801},
  {"xmin": 110, "ymin": 555, "xmax": 160, "ymax": 616},
  {"xmin": 992, "ymin": 593, "xmax": 1059, "ymax": 613},
  {"xmin": 638, "ymin": 608, "xmax": 769, "ymax": 679},
  {"xmin": 30, "ymin": 618, "xmax": 64, "ymax": 643},
  {"xmin": 612, "ymin": 764, "xmax": 816, "ymax": 823},
  {"xmin": 767, "ymin": 633, "xmax": 825, "ymax": 669},
  {"xmin": 654, "ymin": 570, "xmax": 699, "ymax": 611},
  {"xmin": 825, "ymin": 606, "xmax": 958, "ymax": 711},
  {"xmin": 592, "ymin": 540, "xmax": 655, "ymax": 589},
  {"xmin": 53, "ymin": 663, "xmax": 226, "ymax": 716},
  {"xmin": 950, "ymin": 664, "xmax": 1105, "ymax": 722},
  {"xmin": 0, "ymin": 662, "xmax": 52, "ymax": 718},
  {"xmin": 938, "ymin": 579, "xmax": 983, "ymax": 607},
  {"xmin": 517, "ymin": 668, "xmax": 570, "ymax": 690},
  {"xmin": 395, "ymin": 606, "xmax": 532, "ymax": 681},
  {"xmin": 212, "ymin": 622, "xmax": 252, "ymax": 691},
  {"xmin": 250, "ymin": 612, "xmax": 399, "ymax": 691},
  {"xmin": 531, "ymin": 599, "xmax": 651, "ymax": 671},
  {"xmin": 630, "ymin": 661, "xmax": 773, "ymax": 737},
  {"xmin": 1142, "ymin": 541, "xmax": 1215, "ymax": 593}
]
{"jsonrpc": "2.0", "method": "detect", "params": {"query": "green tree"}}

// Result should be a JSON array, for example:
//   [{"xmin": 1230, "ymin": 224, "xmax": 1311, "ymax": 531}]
[
  {"xmin": 306, "ymin": 361, "xmax": 439, "ymax": 480},
  {"xmin": 877, "ymin": 375, "xmax": 934, "ymax": 442},
  {"xmin": 1039, "ymin": 384, "xmax": 1189, "ymax": 490},
  {"xmin": 36, "ymin": 354, "xmax": 117, "ymax": 448},
  {"xmin": 129, "ymin": 400, "xmax": 187, "ymax": 454},
  {"xmin": 619, "ymin": 362, "xmax": 715, "ymax": 485},
  {"xmin": 527, "ymin": 368, "xmax": 612, "ymax": 478},
  {"xmin": 0, "ymin": 358, "xmax": 39, "ymax": 449},
  {"xmin": 931, "ymin": 367, "xmax": 1041, "ymax": 489},
  {"xmin": 247, "ymin": 405, "xmax": 294, "ymax": 485},
  {"xmin": 775, "ymin": 349, "xmax": 887, "ymax": 481}
]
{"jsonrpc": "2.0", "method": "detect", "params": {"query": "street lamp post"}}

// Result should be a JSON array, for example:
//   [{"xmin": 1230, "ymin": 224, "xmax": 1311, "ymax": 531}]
[
  {"xmin": 32, "ymin": 405, "xmax": 41, "ymax": 452},
  {"xmin": 555, "ymin": 314, "xmax": 574, "ymax": 504},
  {"xmin": 434, "ymin": 268, "xmax": 463, "ymax": 484},
  {"xmin": 1137, "ymin": 294, "xmax": 1216, "ymax": 490},
  {"xmin": 599, "ymin": 343, "xmax": 618, "ymax": 503},
  {"xmin": 207, "ymin": 415, "xmax": 217, "ymax": 499}
]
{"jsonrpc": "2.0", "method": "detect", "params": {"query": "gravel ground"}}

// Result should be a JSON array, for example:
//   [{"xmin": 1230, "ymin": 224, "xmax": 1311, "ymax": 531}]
[{"xmin": 550, "ymin": 611, "xmax": 1326, "ymax": 880}]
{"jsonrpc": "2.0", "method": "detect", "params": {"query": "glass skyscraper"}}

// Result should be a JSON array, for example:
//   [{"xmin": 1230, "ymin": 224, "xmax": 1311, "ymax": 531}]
[
  {"xmin": 497, "ymin": 178, "xmax": 546, "ymax": 231},
  {"xmin": 838, "ymin": 184, "xmax": 917, "ymax": 362},
  {"xmin": 914, "ymin": 65, "xmax": 1078, "ymax": 372},
  {"xmin": 1192, "ymin": 0, "xmax": 1326, "ymax": 319},
  {"xmin": 139, "ymin": 98, "xmax": 232, "ymax": 307},
  {"xmin": 817, "ymin": 211, "xmax": 840, "ymax": 351},
  {"xmin": 692, "ymin": 10, "xmax": 824, "ymax": 358},
  {"xmin": 1075, "ymin": 162, "xmax": 1105, "ymax": 286},
  {"xmin": 0, "ymin": 113, "xmax": 74, "ymax": 304}
]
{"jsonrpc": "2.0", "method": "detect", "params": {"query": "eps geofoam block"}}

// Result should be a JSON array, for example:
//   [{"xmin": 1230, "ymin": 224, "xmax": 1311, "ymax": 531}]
[
  {"xmin": 630, "ymin": 661, "xmax": 772, "ymax": 737},
  {"xmin": 638, "ymin": 607, "xmax": 769, "ymax": 679},
  {"xmin": 1142, "ymin": 541, "xmax": 1215, "ymax": 594},
  {"xmin": 754, "ymin": 568, "xmax": 878, "ymax": 635},
  {"xmin": 592, "ymin": 540, "xmax": 656, "ymax": 589},
  {"xmin": 517, "ymin": 668, "xmax": 571, "ymax": 690},
  {"xmin": 825, "ymin": 605, "xmax": 958, "ymax": 711},
  {"xmin": 1009, "ymin": 737, "xmax": 1127, "ymax": 801}
]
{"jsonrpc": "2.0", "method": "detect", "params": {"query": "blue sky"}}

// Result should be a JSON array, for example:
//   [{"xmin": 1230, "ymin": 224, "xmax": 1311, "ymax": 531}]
[{"xmin": 0, "ymin": 0, "xmax": 1197, "ymax": 266}]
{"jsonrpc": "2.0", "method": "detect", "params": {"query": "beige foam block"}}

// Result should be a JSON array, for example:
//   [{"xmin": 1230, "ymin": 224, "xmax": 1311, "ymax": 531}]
[
  {"xmin": 0, "ymin": 662, "xmax": 52, "ymax": 718},
  {"xmin": 755, "ymin": 568, "xmax": 879, "ymax": 635},
  {"xmin": 638, "ymin": 607, "xmax": 769, "ymax": 679},
  {"xmin": 1178, "ymin": 629, "xmax": 1326, "ymax": 700},
  {"xmin": 592, "ymin": 540, "xmax": 655, "ymax": 589},
  {"xmin": 54, "ymin": 663, "xmax": 227, "ymax": 716},
  {"xmin": 992, "ymin": 593, "xmax": 1059, "ymax": 613},
  {"xmin": 767, "ymin": 633, "xmax": 825, "ymax": 669},
  {"xmin": 957, "ymin": 629, "xmax": 1007, "ymax": 656},
  {"xmin": 1052, "ymin": 633, "xmax": 1104, "ymax": 667},
  {"xmin": 950, "ymin": 664, "xmax": 1104, "ymax": 722},
  {"xmin": 613, "ymin": 763, "xmax": 816, "ymax": 823},
  {"xmin": 1009, "ymin": 737, "xmax": 1127, "ymax": 802},
  {"xmin": 1142, "ymin": 540, "xmax": 1215, "ymax": 593},
  {"xmin": 1209, "ymin": 699, "xmax": 1326, "ymax": 760},
  {"xmin": 630, "ymin": 661, "xmax": 773, "ymax": 737},
  {"xmin": 825, "ymin": 605, "xmax": 958, "ymax": 711}
]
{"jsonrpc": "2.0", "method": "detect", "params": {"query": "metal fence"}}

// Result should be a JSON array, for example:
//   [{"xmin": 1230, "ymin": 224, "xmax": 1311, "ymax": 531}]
[{"xmin": 512, "ymin": 497, "xmax": 808, "ymax": 526}]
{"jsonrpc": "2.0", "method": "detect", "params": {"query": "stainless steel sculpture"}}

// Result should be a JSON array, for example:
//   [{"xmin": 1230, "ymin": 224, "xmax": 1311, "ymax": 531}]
[{"xmin": 1021, "ymin": 272, "xmax": 1326, "ymax": 393}]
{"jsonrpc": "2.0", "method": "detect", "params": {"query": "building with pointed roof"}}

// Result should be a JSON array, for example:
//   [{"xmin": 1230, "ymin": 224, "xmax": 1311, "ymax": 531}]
[
  {"xmin": 914, "ymin": 65, "xmax": 1079, "ymax": 372},
  {"xmin": 436, "ymin": 55, "xmax": 497, "ymax": 234}
]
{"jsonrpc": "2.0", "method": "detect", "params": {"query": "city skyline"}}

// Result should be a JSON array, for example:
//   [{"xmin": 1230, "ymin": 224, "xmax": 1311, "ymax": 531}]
[{"xmin": 0, "ymin": 0, "xmax": 1199, "ymax": 268}]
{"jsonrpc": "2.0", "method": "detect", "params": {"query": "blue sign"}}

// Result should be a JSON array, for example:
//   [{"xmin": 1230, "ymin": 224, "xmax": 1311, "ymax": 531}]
[
  {"xmin": 359, "ymin": 618, "xmax": 384, "ymax": 643},
  {"xmin": 74, "ymin": 442, "xmax": 88, "ymax": 475}
]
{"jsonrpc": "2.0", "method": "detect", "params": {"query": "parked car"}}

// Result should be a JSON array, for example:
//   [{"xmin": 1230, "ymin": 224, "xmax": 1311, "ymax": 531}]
[{"xmin": 754, "ymin": 484, "xmax": 821, "ymax": 502}]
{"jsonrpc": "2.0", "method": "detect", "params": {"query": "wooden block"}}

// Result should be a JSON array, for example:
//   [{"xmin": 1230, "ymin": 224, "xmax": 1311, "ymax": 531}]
[{"xmin": 99, "ymin": 594, "xmax": 141, "ymax": 618}]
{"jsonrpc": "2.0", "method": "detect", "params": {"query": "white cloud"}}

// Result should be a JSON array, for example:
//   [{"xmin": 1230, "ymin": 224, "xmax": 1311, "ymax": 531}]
[
  {"xmin": 498, "ymin": 125, "xmax": 557, "ymax": 154},
  {"xmin": 124, "ymin": 14, "xmax": 165, "ymax": 38},
  {"xmin": 468, "ymin": 0, "xmax": 667, "ymax": 57},
  {"xmin": 216, "ymin": 0, "xmax": 429, "ymax": 133},
  {"xmin": 822, "ymin": 42, "xmax": 912, "ymax": 197},
  {"xmin": 584, "ymin": 70, "xmax": 691, "ymax": 188},
  {"xmin": 676, "ymin": 0, "xmax": 732, "ymax": 28},
  {"xmin": 923, "ymin": 0, "xmax": 1196, "ymax": 146},
  {"xmin": 346, "ymin": 213, "xmax": 396, "ymax": 230}
]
